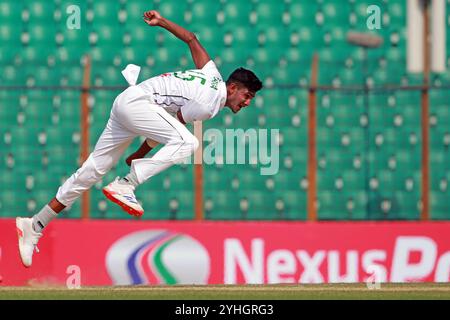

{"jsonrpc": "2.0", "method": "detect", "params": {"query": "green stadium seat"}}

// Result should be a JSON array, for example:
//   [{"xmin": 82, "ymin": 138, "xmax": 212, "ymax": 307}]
[
  {"xmin": 244, "ymin": 192, "xmax": 280, "ymax": 220},
  {"xmin": 28, "ymin": 1, "xmax": 55, "ymax": 20},
  {"xmin": 91, "ymin": 25, "xmax": 124, "ymax": 48},
  {"xmin": 431, "ymin": 192, "xmax": 450, "ymax": 220},
  {"xmin": 394, "ymin": 191, "xmax": 420, "ymax": 219},
  {"xmin": 288, "ymin": 2, "xmax": 319, "ymax": 26},
  {"xmin": 162, "ymin": 166, "xmax": 193, "ymax": 191},
  {"xmin": 156, "ymin": 1, "xmax": 187, "ymax": 22},
  {"xmin": 205, "ymin": 191, "xmax": 242, "ymax": 220},
  {"xmin": 0, "ymin": 189, "xmax": 22, "ymax": 217},
  {"xmin": 0, "ymin": 1, "xmax": 22, "ymax": 23},
  {"xmin": 171, "ymin": 191, "xmax": 195, "ymax": 220},
  {"xmin": 318, "ymin": 191, "xmax": 349, "ymax": 220},
  {"xmin": 90, "ymin": 1, "xmax": 122, "ymax": 24},
  {"xmin": 277, "ymin": 190, "xmax": 306, "ymax": 220},
  {"xmin": 125, "ymin": 1, "xmax": 149, "ymax": 19},
  {"xmin": 223, "ymin": 0, "xmax": 253, "ymax": 25},
  {"xmin": 62, "ymin": 200, "xmax": 82, "ymax": 219},
  {"xmin": 346, "ymin": 191, "xmax": 369, "ymax": 220},
  {"xmin": 190, "ymin": 2, "xmax": 222, "ymax": 26},
  {"xmin": 323, "ymin": 2, "xmax": 352, "ymax": 26},
  {"xmin": 1, "ymin": 22, "xmax": 22, "ymax": 47},
  {"xmin": 254, "ymin": 2, "xmax": 285, "ymax": 26}
]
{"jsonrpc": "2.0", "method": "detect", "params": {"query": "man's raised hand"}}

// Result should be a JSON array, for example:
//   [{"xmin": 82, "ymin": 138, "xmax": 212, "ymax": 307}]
[{"xmin": 143, "ymin": 10, "xmax": 163, "ymax": 26}]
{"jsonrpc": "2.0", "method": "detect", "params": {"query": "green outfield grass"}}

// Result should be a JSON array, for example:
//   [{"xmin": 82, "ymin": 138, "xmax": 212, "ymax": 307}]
[{"xmin": 0, "ymin": 283, "xmax": 449, "ymax": 300}]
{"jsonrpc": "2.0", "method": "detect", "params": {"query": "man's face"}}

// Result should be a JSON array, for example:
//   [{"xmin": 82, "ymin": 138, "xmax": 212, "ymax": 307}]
[{"xmin": 227, "ymin": 84, "xmax": 255, "ymax": 114}]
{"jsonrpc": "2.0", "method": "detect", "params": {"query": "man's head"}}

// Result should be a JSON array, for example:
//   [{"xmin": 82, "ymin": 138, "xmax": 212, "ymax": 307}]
[{"xmin": 225, "ymin": 68, "xmax": 263, "ymax": 114}]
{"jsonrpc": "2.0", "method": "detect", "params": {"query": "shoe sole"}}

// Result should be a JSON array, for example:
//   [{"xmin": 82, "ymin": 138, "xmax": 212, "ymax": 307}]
[
  {"xmin": 102, "ymin": 188, "xmax": 144, "ymax": 217},
  {"xmin": 16, "ymin": 218, "xmax": 31, "ymax": 268}
]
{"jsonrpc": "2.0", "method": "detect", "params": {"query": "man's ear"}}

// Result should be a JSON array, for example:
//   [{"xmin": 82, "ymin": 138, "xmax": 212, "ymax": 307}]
[{"xmin": 228, "ymin": 82, "xmax": 239, "ymax": 94}]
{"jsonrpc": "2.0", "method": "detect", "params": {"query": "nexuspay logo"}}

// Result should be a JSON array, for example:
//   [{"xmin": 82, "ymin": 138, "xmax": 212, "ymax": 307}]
[{"xmin": 106, "ymin": 230, "xmax": 210, "ymax": 285}]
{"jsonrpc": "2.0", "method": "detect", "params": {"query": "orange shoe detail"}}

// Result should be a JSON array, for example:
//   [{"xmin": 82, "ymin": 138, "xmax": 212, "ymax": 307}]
[{"xmin": 102, "ymin": 189, "xmax": 144, "ymax": 217}]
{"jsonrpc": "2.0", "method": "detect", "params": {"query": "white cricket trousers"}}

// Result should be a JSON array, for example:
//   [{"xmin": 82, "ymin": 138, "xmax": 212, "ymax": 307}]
[{"xmin": 55, "ymin": 85, "xmax": 199, "ymax": 208}]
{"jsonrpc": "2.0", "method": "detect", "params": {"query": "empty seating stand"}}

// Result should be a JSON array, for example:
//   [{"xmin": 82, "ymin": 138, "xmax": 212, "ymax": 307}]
[{"xmin": 0, "ymin": 0, "xmax": 448, "ymax": 220}]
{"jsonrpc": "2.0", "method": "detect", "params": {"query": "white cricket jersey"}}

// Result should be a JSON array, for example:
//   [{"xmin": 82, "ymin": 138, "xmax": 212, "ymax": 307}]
[{"xmin": 137, "ymin": 60, "xmax": 227, "ymax": 123}]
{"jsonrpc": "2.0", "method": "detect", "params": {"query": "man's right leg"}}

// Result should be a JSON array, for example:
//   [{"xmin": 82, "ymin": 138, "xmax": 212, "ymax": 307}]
[{"xmin": 103, "ymin": 98, "xmax": 198, "ymax": 216}]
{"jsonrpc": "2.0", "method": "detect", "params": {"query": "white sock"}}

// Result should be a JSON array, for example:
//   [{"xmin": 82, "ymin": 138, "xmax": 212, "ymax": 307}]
[
  {"xmin": 32, "ymin": 205, "xmax": 58, "ymax": 233},
  {"xmin": 121, "ymin": 171, "xmax": 139, "ymax": 188}
]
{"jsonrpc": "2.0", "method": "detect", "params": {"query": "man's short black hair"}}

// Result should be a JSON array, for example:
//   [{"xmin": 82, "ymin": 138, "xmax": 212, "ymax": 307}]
[{"xmin": 226, "ymin": 68, "xmax": 263, "ymax": 94}]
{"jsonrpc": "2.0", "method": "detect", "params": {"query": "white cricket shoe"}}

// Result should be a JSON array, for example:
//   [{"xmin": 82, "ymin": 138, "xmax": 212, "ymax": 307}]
[
  {"xmin": 16, "ymin": 217, "xmax": 42, "ymax": 268},
  {"xmin": 102, "ymin": 177, "xmax": 144, "ymax": 217}
]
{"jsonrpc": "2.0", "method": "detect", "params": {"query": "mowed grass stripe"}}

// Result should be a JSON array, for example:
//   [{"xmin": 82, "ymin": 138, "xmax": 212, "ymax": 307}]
[{"xmin": 0, "ymin": 284, "xmax": 449, "ymax": 300}]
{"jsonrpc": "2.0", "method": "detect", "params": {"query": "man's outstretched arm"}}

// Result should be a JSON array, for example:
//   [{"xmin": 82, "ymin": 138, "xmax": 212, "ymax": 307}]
[
  {"xmin": 143, "ymin": 10, "xmax": 211, "ymax": 69},
  {"xmin": 127, "ymin": 10, "xmax": 205, "ymax": 165}
]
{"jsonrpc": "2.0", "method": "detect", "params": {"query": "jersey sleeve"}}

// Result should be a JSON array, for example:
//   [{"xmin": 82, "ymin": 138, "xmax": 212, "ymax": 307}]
[
  {"xmin": 179, "ymin": 100, "xmax": 214, "ymax": 124},
  {"xmin": 201, "ymin": 60, "xmax": 221, "ymax": 78}
]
